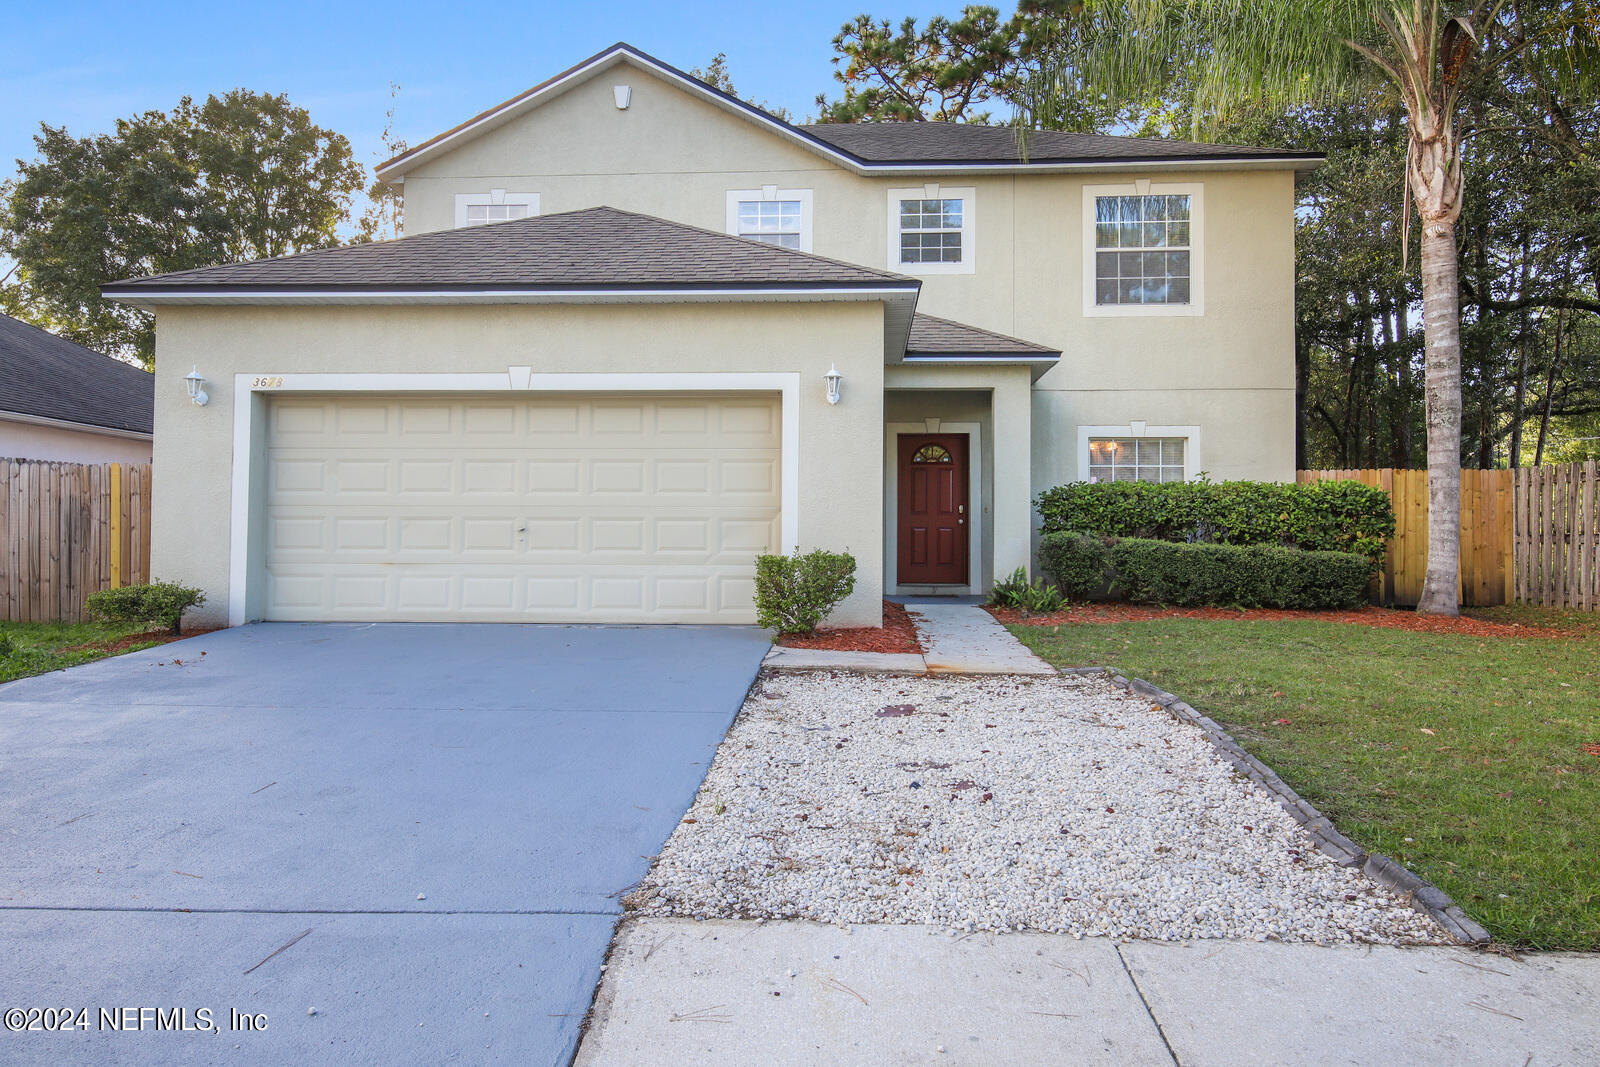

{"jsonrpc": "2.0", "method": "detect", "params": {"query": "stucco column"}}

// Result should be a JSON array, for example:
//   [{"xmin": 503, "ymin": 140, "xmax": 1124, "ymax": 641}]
[{"xmin": 991, "ymin": 371, "xmax": 1034, "ymax": 580}]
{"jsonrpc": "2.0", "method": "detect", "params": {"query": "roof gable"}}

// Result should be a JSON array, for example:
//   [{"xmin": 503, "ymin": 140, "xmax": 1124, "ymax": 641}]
[
  {"xmin": 0, "ymin": 314, "xmax": 153, "ymax": 435},
  {"xmin": 377, "ymin": 43, "xmax": 854, "ymax": 183}
]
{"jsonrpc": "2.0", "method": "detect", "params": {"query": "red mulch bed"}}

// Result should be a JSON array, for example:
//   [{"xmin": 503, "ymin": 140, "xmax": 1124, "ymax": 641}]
[
  {"xmin": 776, "ymin": 599, "xmax": 924, "ymax": 653},
  {"xmin": 61, "ymin": 628, "xmax": 219, "ymax": 656},
  {"xmin": 986, "ymin": 602, "xmax": 1581, "ymax": 639}
]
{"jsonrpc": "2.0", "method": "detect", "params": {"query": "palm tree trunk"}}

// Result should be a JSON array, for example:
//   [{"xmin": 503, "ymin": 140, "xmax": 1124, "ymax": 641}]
[{"xmin": 1416, "ymin": 216, "xmax": 1463, "ymax": 615}]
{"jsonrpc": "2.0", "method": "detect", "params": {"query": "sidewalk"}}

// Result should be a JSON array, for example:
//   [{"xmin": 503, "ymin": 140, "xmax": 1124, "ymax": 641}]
[
  {"xmin": 578, "ymin": 918, "xmax": 1600, "ymax": 1066},
  {"xmin": 763, "ymin": 599, "xmax": 1055, "ymax": 676}
]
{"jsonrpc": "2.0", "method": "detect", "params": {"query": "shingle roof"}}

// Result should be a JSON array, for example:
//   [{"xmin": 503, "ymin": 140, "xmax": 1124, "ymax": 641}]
[
  {"xmin": 801, "ymin": 122, "xmax": 1321, "ymax": 167},
  {"xmin": 906, "ymin": 313, "xmax": 1059, "ymax": 358},
  {"xmin": 0, "ymin": 314, "xmax": 153, "ymax": 435},
  {"xmin": 375, "ymin": 44, "xmax": 1322, "ymax": 180},
  {"xmin": 102, "ymin": 207, "xmax": 917, "ymax": 294}
]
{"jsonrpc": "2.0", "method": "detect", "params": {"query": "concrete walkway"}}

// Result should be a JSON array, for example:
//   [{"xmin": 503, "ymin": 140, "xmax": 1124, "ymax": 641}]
[
  {"xmin": 763, "ymin": 600, "xmax": 1055, "ymax": 676},
  {"xmin": 578, "ymin": 918, "xmax": 1600, "ymax": 1066},
  {"xmin": 910, "ymin": 600, "xmax": 1056, "ymax": 675}
]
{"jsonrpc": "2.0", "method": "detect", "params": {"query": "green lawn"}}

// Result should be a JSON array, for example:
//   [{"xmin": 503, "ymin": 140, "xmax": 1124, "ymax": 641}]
[
  {"xmin": 1008, "ymin": 614, "xmax": 1600, "ymax": 950},
  {"xmin": 0, "ymin": 621, "xmax": 171, "ymax": 685}
]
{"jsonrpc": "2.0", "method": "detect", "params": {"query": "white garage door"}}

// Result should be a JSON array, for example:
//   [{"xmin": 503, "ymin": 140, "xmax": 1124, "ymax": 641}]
[{"xmin": 262, "ymin": 394, "xmax": 781, "ymax": 623}]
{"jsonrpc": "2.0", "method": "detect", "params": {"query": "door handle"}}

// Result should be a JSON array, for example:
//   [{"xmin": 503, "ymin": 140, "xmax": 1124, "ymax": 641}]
[{"xmin": 957, "ymin": 504, "xmax": 965, "ymax": 514}]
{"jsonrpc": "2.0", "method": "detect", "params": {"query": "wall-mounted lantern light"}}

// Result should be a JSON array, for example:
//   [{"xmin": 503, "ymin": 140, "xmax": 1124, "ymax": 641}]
[
  {"xmin": 823, "ymin": 364, "xmax": 843, "ymax": 406},
  {"xmin": 184, "ymin": 366, "xmax": 209, "ymax": 407}
]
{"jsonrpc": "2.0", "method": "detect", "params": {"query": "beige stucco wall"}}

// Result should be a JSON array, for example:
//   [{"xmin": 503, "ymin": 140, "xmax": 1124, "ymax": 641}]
[
  {"xmin": 149, "ymin": 300, "xmax": 886, "ymax": 628},
  {"xmin": 395, "ymin": 58, "xmax": 1299, "ymax": 509},
  {"xmin": 0, "ymin": 417, "xmax": 152, "ymax": 465}
]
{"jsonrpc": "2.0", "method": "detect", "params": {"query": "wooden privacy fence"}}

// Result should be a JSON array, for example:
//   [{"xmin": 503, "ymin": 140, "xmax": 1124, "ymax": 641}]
[
  {"xmin": 1514, "ymin": 461, "xmax": 1598, "ymax": 610},
  {"xmin": 0, "ymin": 459, "xmax": 152, "ymax": 622},
  {"xmin": 1297, "ymin": 468, "xmax": 1514, "ymax": 607}
]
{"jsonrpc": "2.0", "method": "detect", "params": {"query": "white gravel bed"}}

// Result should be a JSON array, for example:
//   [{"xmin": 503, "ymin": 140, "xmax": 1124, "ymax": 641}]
[{"xmin": 628, "ymin": 671, "xmax": 1446, "ymax": 944}]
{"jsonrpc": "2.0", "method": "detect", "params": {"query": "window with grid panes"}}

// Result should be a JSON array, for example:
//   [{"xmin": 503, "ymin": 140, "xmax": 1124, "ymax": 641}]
[
  {"xmin": 1087, "ymin": 438, "xmax": 1187, "ymax": 483},
  {"xmin": 735, "ymin": 200, "xmax": 804, "ymax": 249},
  {"xmin": 1093, "ymin": 195, "xmax": 1191, "ymax": 305},
  {"xmin": 899, "ymin": 198, "xmax": 964, "ymax": 264},
  {"xmin": 464, "ymin": 203, "xmax": 531, "ymax": 226}
]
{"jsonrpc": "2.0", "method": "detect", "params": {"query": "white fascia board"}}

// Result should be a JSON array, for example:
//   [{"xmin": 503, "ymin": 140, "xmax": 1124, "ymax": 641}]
[
  {"xmin": 104, "ymin": 285, "xmax": 919, "ymax": 309},
  {"xmin": 374, "ymin": 44, "xmax": 1319, "ymax": 182},
  {"xmin": 901, "ymin": 353, "xmax": 1060, "ymax": 363},
  {"xmin": 901, "ymin": 353, "xmax": 1060, "ymax": 382}
]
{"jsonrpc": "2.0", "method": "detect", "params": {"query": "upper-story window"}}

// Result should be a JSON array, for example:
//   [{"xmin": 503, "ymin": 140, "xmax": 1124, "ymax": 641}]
[
  {"xmin": 726, "ymin": 188, "xmax": 813, "ymax": 252},
  {"xmin": 1082, "ymin": 183, "xmax": 1203, "ymax": 316},
  {"xmin": 467, "ymin": 203, "xmax": 529, "ymax": 225},
  {"xmin": 888, "ymin": 186, "xmax": 975, "ymax": 274},
  {"xmin": 900, "ymin": 199, "xmax": 963, "ymax": 263},
  {"xmin": 455, "ymin": 191, "xmax": 540, "ymax": 228}
]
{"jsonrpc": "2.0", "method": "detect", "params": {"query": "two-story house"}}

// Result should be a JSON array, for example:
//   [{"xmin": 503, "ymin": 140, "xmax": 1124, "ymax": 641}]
[{"xmin": 105, "ymin": 43, "xmax": 1319, "ymax": 629}]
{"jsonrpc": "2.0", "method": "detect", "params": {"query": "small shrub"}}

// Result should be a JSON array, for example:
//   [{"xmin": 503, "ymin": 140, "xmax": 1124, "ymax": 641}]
[
  {"xmin": 987, "ymin": 567, "xmax": 1031, "ymax": 608},
  {"xmin": 0, "ymin": 633, "xmax": 13, "ymax": 657},
  {"xmin": 988, "ymin": 567, "xmax": 1065, "ymax": 614},
  {"xmin": 1035, "ymin": 479, "xmax": 1395, "ymax": 565},
  {"xmin": 753, "ymin": 549, "xmax": 857, "ymax": 634},
  {"xmin": 1017, "ymin": 579, "xmax": 1065, "ymax": 614},
  {"xmin": 86, "ymin": 581, "xmax": 206, "ymax": 634},
  {"xmin": 1036, "ymin": 533, "xmax": 1114, "ymax": 600},
  {"xmin": 1107, "ymin": 538, "xmax": 1373, "ymax": 609}
]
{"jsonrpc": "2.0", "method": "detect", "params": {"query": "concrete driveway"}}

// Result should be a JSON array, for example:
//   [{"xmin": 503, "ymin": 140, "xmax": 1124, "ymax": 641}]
[{"xmin": 0, "ymin": 622, "xmax": 770, "ymax": 1064}]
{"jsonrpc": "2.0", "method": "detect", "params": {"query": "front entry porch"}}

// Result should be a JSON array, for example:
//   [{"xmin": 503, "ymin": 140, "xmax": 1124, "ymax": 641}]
[{"xmin": 883, "ymin": 366, "xmax": 1034, "ymax": 598}]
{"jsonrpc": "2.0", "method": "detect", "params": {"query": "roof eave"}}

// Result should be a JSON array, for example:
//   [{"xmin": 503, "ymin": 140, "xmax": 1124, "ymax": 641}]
[
  {"xmin": 0, "ymin": 408, "xmax": 153, "ymax": 440},
  {"xmin": 900, "ymin": 352, "xmax": 1061, "ymax": 382},
  {"xmin": 101, "ymin": 282, "xmax": 921, "ymax": 309}
]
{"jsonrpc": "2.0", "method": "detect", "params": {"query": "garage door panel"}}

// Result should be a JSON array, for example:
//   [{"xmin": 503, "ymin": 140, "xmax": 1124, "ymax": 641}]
[
  {"xmin": 264, "ymin": 564, "xmax": 765, "ymax": 623},
  {"xmin": 267, "ymin": 453, "xmax": 779, "ymax": 507},
  {"xmin": 264, "ymin": 394, "xmax": 781, "ymax": 623},
  {"xmin": 266, "ymin": 509, "xmax": 776, "ymax": 566}
]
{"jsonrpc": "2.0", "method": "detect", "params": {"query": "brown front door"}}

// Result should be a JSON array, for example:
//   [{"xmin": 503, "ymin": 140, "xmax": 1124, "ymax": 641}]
[{"xmin": 897, "ymin": 434, "xmax": 969, "ymax": 585}]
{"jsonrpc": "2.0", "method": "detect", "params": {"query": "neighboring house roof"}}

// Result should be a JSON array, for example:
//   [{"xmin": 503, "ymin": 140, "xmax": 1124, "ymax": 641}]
[
  {"xmin": 906, "ymin": 313, "xmax": 1059, "ymax": 361},
  {"xmin": 800, "ymin": 122, "xmax": 1319, "ymax": 167},
  {"xmin": 0, "ymin": 313, "xmax": 153, "ymax": 436},
  {"xmin": 375, "ymin": 42, "xmax": 1323, "ymax": 182},
  {"xmin": 101, "ymin": 206, "xmax": 917, "ymax": 297}
]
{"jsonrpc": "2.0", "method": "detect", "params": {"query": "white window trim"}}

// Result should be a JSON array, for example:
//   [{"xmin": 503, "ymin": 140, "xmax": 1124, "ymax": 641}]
[
  {"xmin": 1082, "ymin": 181, "xmax": 1204, "ymax": 317},
  {"xmin": 888, "ymin": 185, "xmax": 976, "ymax": 275},
  {"xmin": 1077, "ymin": 423, "xmax": 1202, "ymax": 482},
  {"xmin": 454, "ymin": 190, "xmax": 541, "ymax": 228},
  {"xmin": 725, "ymin": 186, "xmax": 814, "ymax": 252},
  {"xmin": 229, "ymin": 370, "xmax": 799, "ymax": 625},
  {"xmin": 884, "ymin": 421, "xmax": 983, "ymax": 597}
]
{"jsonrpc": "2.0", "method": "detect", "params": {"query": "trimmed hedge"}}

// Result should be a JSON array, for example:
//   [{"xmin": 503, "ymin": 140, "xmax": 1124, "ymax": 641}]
[
  {"xmin": 754, "ymin": 549, "xmax": 857, "ymax": 634},
  {"xmin": 1038, "ymin": 533, "xmax": 1114, "ymax": 601},
  {"xmin": 1035, "ymin": 479, "xmax": 1394, "ymax": 565},
  {"xmin": 1037, "ymin": 532, "xmax": 1373, "ymax": 610},
  {"xmin": 85, "ymin": 581, "xmax": 206, "ymax": 634}
]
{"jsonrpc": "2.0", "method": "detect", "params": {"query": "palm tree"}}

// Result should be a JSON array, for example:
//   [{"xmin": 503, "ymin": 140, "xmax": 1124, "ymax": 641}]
[{"xmin": 1027, "ymin": 1, "xmax": 1509, "ymax": 615}]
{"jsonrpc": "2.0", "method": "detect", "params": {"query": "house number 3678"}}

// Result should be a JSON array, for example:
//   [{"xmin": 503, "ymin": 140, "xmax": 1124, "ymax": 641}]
[{"xmin": 251, "ymin": 376, "xmax": 285, "ymax": 388}]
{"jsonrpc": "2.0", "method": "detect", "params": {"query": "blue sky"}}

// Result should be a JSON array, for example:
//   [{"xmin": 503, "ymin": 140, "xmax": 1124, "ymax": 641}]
[{"xmin": 3, "ymin": 1, "xmax": 948, "ymax": 187}]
